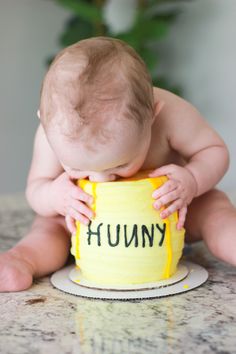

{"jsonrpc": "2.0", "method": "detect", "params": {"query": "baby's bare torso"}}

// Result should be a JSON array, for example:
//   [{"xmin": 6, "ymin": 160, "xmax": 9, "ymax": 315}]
[{"xmin": 140, "ymin": 87, "xmax": 185, "ymax": 171}]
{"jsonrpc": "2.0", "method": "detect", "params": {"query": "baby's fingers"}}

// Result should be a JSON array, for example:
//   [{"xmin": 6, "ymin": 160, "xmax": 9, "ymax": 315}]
[
  {"xmin": 152, "ymin": 180, "xmax": 178, "ymax": 200},
  {"xmin": 65, "ymin": 214, "xmax": 77, "ymax": 234},
  {"xmin": 70, "ymin": 185, "xmax": 93, "ymax": 205},
  {"xmin": 160, "ymin": 199, "xmax": 183, "ymax": 219},
  {"xmin": 69, "ymin": 206, "xmax": 90, "ymax": 226},
  {"xmin": 70, "ymin": 199, "xmax": 94, "ymax": 220},
  {"xmin": 153, "ymin": 189, "xmax": 179, "ymax": 210},
  {"xmin": 177, "ymin": 206, "xmax": 187, "ymax": 230}
]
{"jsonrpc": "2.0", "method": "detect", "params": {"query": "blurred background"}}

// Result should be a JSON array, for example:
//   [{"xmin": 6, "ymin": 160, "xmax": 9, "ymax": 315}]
[{"xmin": 0, "ymin": 0, "xmax": 236, "ymax": 195}]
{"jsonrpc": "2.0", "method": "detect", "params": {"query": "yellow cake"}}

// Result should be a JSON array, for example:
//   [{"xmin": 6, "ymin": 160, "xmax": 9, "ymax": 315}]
[{"xmin": 70, "ymin": 171, "xmax": 185, "ymax": 286}]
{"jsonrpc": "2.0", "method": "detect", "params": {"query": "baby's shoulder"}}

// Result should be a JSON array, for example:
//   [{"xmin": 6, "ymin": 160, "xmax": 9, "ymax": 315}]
[
  {"xmin": 153, "ymin": 86, "xmax": 201, "ymax": 129},
  {"xmin": 153, "ymin": 86, "xmax": 192, "ymax": 112}
]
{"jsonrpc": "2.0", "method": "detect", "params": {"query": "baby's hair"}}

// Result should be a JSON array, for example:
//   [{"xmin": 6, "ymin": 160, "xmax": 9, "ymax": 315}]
[{"xmin": 39, "ymin": 36, "xmax": 154, "ymax": 144}]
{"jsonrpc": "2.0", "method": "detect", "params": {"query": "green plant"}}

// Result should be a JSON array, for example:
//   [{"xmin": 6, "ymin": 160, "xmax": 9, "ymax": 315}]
[{"xmin": 50, "ymin": 0, "xmax": 189, "ymax": 93}]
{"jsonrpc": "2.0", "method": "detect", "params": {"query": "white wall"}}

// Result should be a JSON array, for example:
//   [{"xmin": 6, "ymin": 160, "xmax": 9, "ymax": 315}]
[
  {"xmin": 0, "ymin": 0, "xmax": 236, "ymax": 194},
  {"xmin": 0, "ymin": 0, "xmax": 70, "ymax": 194}
]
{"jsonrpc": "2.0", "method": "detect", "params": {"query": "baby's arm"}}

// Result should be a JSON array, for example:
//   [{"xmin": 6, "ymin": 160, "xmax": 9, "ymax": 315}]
[
  {"xmin": 26, "ymin": 124, "xmax": 93, "ymax": 232},
  {"xmin": 164, "ymin": 94, "xmax": 229, "ymax": 195},
  {"xmin": 150, "ymin": 89, "xmax": 229, "ymax": 227},
  {"xmin": 26, "ymin": 123, "xmax": 64, "ymax": 215}
]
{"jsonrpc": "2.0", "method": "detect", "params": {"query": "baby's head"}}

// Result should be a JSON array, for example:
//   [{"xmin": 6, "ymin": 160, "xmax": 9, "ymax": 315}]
[{"xmin": 39, "ymin": 37, "xmax": 158, "ymax": 181}]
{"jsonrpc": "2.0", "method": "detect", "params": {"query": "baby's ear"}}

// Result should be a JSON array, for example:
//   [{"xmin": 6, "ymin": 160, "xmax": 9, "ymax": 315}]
[
  {"xmin": 37, "ymin": 109, "xmax": 41, "ymax": 119},
  {"xmin": 154, "ymin": 100, "xmax": 165, "ymax": 117}
]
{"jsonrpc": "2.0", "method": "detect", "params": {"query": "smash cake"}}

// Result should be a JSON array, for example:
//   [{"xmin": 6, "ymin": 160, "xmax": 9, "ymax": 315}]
[{"xmin": 70, "ymin": 171, "xmax": 185, "ymax": 289}]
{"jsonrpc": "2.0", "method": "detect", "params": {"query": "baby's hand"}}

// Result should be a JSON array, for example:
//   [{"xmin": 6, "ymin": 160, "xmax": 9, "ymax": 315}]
[
  {"xmin": 49, "ymin": 172, "xmax": 94, "ymax": 234},
  {"xmin": 149, "ymin": 164, "xmax": 197, "ymax": 230}
]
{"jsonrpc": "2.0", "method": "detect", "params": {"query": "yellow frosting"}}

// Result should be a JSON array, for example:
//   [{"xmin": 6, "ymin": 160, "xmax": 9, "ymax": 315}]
[{"xmin": 70, "ymin": 171, "xmax": 185, "ymax": 286}]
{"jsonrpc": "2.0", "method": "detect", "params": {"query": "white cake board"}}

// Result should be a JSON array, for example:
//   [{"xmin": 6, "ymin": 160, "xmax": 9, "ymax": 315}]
[{"xmin": 50, "ymin": 261, "xmax": 208, "ymax": 300}]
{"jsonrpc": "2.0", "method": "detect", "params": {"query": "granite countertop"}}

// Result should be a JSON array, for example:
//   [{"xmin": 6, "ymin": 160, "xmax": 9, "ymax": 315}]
[{"xmin": 0, "ymin": 193, "xmax": 235, "ymax": 354}]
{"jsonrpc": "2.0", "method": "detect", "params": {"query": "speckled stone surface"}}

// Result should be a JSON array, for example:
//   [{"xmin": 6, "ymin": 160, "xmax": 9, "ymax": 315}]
[{"xmin": 0, "ymin": 193, "xmax": 235, "ymax": 354}]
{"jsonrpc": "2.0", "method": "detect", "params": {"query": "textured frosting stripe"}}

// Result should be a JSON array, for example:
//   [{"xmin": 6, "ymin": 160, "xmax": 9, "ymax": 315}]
[
  {"xmin": 79, "ymin": 179, "xmax": 89, "ymax": 192},
  {"xmin": 91, "ymin": 182, "xmax": 97, "ymax": 213},
  {"xmin": 162, "ymin": 218, "xmax": 172, "ymax": 278},
  {"xmin": 75, "ymin": 222, "xmax": 80, "ymax": 260},
  {"xmin": 160, "ymin": 176, "xmax": 172, "ymax": 278}
]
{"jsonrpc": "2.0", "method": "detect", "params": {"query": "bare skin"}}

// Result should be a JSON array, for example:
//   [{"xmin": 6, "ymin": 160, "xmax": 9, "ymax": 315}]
[
  {"xmin": 0, "ymin": 215, "xmax": 71, "ymax": 292},
  {"xmin": 0, "ymin": 87, "xmax": 235, "ymax": 292}
]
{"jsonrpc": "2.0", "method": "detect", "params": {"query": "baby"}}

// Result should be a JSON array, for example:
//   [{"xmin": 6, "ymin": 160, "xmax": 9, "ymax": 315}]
[{"xmin": 0, "ymin": 37, "xmax": 235, "ymax": 292}]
